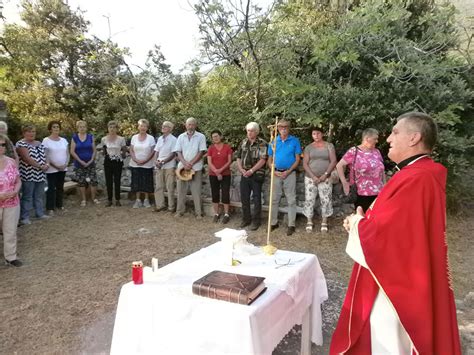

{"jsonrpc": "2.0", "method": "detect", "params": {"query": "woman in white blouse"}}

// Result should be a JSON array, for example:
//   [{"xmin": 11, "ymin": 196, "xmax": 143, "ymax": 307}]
[
  {"xmin": 129, "ymin": 119, "xmax": 155, "ymax": 208},
  {"xmin": 101, "ymin": 121, "xmax": 126, "ymax": 207},
  {"xmin": 42, "ymin": 121, "xmax": 69, "ymax": 215}
]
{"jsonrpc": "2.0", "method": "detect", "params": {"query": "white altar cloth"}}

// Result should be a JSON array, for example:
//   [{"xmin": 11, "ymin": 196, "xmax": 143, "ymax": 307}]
[{"xmin": 110, "ymin": 242, "xmax": 328, "ymax": 355}]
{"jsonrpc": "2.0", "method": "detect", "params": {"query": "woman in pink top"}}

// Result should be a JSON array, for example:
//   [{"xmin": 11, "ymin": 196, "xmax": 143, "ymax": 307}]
[
  {"xmin": 0, "ymin": 133, "xmax": 22, "ymax": 267},
  {"xmin": 336, "ymin": 128, "xmax": 385, "ymax": 212}
]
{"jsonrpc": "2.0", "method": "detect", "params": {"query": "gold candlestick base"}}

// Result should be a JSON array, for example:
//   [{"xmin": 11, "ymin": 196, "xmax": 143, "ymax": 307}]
[{"xmin": 263, "ymin": 244, "xmax": 277, "ymax": 256}]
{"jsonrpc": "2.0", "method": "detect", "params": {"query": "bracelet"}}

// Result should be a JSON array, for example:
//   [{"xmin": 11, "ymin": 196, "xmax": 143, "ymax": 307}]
[
  {"xmin": 250, "ymin": 169, "xmax": 254, "ymax": 173},
  {"xmin": 324, "ymin": 171, "xmax": 329, "ymax": 175}
]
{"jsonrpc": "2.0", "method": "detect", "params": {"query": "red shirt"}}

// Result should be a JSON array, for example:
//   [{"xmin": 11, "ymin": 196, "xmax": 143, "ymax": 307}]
[{"xmin": 207, "ymin": 144, "xmax": 232, "ymax": 176}]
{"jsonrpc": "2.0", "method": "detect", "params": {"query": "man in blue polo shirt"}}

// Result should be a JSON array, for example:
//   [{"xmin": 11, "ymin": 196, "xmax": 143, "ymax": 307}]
[{"xmin": 268, "ymin": 119, "xmax": 302, "ymax": 236}]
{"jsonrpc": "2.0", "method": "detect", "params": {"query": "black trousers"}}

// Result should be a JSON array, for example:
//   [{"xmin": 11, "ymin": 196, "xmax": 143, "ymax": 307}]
[
  {"xmin": 104, "ymin": 159, "xmax": 123, "ymax": 201},
  {"xmin": 355, "ymin": 194, "xmax": 377, "ymax": 213},
  {"xmin": 209, "ymin": 175, "xmax": 231, "ymax": 204},
  {"xmin": 240, "ymin": 175, "xmax": 263, "ymax": 225},
  {"xmin": 46, "ymin": 171, "xmax": 66, "ymax": 211}
]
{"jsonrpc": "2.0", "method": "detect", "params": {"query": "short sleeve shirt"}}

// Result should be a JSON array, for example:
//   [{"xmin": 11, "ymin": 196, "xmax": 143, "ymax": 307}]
[
  {"xmin": 0, "ymin": 158, "xmax": 20, "ymax": 208},
  {"xmin": 42, "ymin": 137, "xmax": 69, "ymax": 173},
  {"xmin": 101, "ymin": 136, "xmax": 126, "ymax": 162},
  {"xmin": 343, "ymin": 147, "xmax": 385, "ymax": 196},
  {"xmin": 207, "ymin": 144, "xmax": 233, "ymax": 176},
  {"xmin": 130, "ymin": 134, "xmax": 156, "ymax": 169},
  {"xmin": 15, "ymin": 140, "xmax": 46, "ymax": 182},
  {"xmin": 154, "ymin": 134, "xmax": 177, "ymax": 169},
  {"xmin": 173, "ymin": 131, "xmax": 207, "ymax": 171},
  {"xmin": 268, "ymin": 135, "xmax": 302, "ymax": 170},
  {"xmin": 236, "ymin": 137, "xmax": 268, "ymax": 172}
]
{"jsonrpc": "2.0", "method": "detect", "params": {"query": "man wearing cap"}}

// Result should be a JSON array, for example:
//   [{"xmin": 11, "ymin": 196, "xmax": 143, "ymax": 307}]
[
  {"xmin": 268, "ymin": 119, "xmax": 302, "ymax": 236},
  {"xmin": 236, "ymin": 122, "xmax": 268, "ymax": 231},
  {"xmin": 173, "ymin": 117, "xmax": 207, "ymax": 219},
  {"xmin": 153, "ymin": 121, "xmax": 177, "ymax": 213}
]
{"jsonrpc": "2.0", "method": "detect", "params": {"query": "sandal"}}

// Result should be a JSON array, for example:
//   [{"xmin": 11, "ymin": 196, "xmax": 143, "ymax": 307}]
[
  {"xmin": 321, "ymin": 223, "xmax": 328, "ymax": 233},
  {"xmin": 80, "ymin": 200, "xmax": 86, "ymax": 207},
  {"xmin": 93, "ymin": 199, "xmax": 100, "ymax": 205},
  {"xmin": 305, "ymin": 222, "xmax": 313, "ymax": 233}
]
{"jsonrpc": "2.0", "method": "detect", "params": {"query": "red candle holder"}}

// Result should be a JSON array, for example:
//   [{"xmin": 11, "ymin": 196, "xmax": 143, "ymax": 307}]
[{"xmin": 132, "ymin": 261, "xmax": 143, "ymax": 284}]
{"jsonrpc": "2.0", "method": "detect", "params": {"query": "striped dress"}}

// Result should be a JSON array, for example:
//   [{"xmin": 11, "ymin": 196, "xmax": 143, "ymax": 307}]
[{"xmin": 15, "ymin": 140, "xmax": 46, "ymax": 182}]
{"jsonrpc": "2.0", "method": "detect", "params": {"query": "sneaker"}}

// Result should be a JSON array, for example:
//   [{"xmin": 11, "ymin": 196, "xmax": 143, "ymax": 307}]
[
  {"xmin": 154, "ymin": 206, "xmax": 167, "ymax": 212},
  {"xmin": 143, "ymin": 199, "xmax": 151, "ymax": 208},
  {"xmin": 93, "ymin": 199, "xmax": 100, "ymax": 205},
  {"xmin": 115, "ymin": 201, "xmax": 121, "ymax": 207},
  {"xmin": 287, "ymin": 226, "xmax": 295, "ymax": 236},
  {"xmin": 47, "ymin": 210, "xmax": 55, "ymax": 216},
  {"xmin": 270, "ymin": 223, "xmax": 279, "ymax": 231},
  {"xmin": 222, "ymin": 214, "xmax": 230, "ymax": 224},
  {"xmin": 196, "ymin": 214, "xmax": 203, "ymax": 220},
  {"xmin": 213, "ymin": 214, "xmax": 220, "ymax": 223},
  {"xmin": 105, "ymin": 201, "xmax": 113, "ymax": 207},
  {"xmin": 80, "ymin": 200, "xmax": 86, "ymax": 207},
  {"xmin": 5, "ymin": 259, "xmax": 23, "ymax": 267},
  {"xmin": 38, "ymin": 215, "xmax": 51, "ymax": 220},
  {"xmin": 174, "ymin": 212, "xmax": 184, "ymax": 218},
  {"xmin": 132, "ymin": 200, "xmax": 142, "ymax": 209},
  {"xmin": 20, "ymin": 219, "xmax": 31, "ymax": 226},
  {"xmin": 306, "ymin": 223, "xmax": 313, "ymax": 233}
]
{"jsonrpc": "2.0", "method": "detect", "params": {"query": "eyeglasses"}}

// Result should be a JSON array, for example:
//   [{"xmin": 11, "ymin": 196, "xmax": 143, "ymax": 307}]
[{"xmin": 0, "ymin": 143, "xmax": 6, "ymax": 147}]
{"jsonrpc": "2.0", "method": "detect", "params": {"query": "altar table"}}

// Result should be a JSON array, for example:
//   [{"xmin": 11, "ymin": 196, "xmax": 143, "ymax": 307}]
[{"xmin": 110, "ymin": 242, "xmax": 328, "ymax": 355}]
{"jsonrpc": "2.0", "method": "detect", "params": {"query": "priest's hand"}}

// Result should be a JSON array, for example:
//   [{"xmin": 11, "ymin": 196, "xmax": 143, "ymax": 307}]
[{"xmin": 343, "ymin": 207, "xmax": 365, "ymax": 233}]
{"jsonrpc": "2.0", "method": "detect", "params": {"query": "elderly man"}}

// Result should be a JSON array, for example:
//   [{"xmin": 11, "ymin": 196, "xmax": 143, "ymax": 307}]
[
  {"xmin": 153, "ymin": 121, "xmax": 177, "ymax": 213},
  {"xmin": 236, "ymin": 122, "xmax": 267, "ymax": 231},
  {"xmin": 330, "ymin": 112, "xmax": 461, "ymax": 354},
  {"xmin": 173, "ymin": 117, "xmax": 207, "ymax": 219},
  {"xmin": 267, "ymin": 119, "xmax": 302, "ymax": 236}
]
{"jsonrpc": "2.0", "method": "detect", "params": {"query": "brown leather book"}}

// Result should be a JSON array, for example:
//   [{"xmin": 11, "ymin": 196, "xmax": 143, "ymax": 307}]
[{"xmin": 192, "ymin": 270, "xmax": 266, "ymax": 305}]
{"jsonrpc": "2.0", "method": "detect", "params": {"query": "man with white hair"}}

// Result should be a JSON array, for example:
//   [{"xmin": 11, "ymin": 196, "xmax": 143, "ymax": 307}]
[
  {"xmin": 236, "ymin": 122, "xmax": 268, "ymax": 230},
  {"xmin": 173, "ymin": 117, "xmax": 207, "ymax": 219},
  {"xmin": 153, "ymin": 121, "xmax": 177, "ymax": 213}
]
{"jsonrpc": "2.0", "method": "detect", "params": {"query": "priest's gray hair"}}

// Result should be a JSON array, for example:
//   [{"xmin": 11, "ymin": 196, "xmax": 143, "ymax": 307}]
[
  {"xmin": 246, "ymin": 122, "xmax": 260, "ymax": 134},
  {"xmin": 397, "ymin": 111, "xmax": 438, "ymax": 151}
]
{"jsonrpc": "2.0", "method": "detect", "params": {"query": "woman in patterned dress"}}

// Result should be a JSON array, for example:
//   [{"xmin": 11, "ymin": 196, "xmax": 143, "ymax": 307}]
[
  {"xmin": 70, "ymin": 120, "xmax": 99, "ymax": 207},
  {"xmin": 336, "ymin": 128, "xmax": 385, "ymax": 212},
  {"xmin": 15, "ymin": 124, "xmax": 49, "ymax": 225}
]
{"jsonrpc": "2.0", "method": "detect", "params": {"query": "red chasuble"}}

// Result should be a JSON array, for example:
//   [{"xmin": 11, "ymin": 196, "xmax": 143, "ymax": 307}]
[{"xmin": 330, "ymin": 157, "xmax": 461, "ymax": 354}]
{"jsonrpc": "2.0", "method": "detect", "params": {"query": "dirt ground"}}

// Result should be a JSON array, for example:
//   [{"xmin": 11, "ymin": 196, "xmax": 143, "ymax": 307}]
[{"xmin": 0, "ymin": 194, "xmax": 472, "ymax": 355}]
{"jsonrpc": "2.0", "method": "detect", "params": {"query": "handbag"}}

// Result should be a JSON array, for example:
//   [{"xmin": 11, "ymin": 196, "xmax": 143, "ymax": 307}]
[{"xmin": 343, "ymin": 147, "xmax": 359, "ymax": 204}]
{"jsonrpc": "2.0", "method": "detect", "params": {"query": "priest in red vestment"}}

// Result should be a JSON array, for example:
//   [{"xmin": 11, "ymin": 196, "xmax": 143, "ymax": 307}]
[{"xmin": 330, "ymin": 112, "xmax": 461, "ymax": 354}]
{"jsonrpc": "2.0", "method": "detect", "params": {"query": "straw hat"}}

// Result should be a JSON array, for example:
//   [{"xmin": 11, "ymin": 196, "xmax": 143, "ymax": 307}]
[{"xmin": 176, "ymin": 167, "xmax": 195, "ymax": 181}]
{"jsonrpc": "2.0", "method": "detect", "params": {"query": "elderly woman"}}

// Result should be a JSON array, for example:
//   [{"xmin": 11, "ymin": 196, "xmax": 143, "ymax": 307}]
[
  {"xmin": 336, "ymin": 128, "xmax": 385, "ymax": 212},
  {"xmin": 207, "ymin": 130, "xmax": 233, "ymax": 224},
  {"xmin": 42, "ymin": 120, "xmax": 69, "ymax": 215},
  {"xmin": 70, "ymin": 120, "xmax": 99, "ymax": 207},
  {"xmin": 0, "ymin": 134, "xmax": 22, "ymax": 266},
  {"xmin": 129, "ymin": 119, "xmax": 155, "ymax": 208},
  {"xmin": 15, "ymin": 124, "xmax": 49, "ymax": 225},
  {"xmin": 101, "ymin": 121, "xmax": 127, "ymax": 207},
  {"xmin": 0, "ymin": 121, "xmax": 19, "ymax": 164},
  {"xmin": 302, "ymin": 127, "xmax": 337, "ymax": 233}
]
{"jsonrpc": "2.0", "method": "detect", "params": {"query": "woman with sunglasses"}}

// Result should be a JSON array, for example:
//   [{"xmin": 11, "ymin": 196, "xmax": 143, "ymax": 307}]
[{"xmin": 0, "ymin": 133, "xmax": 23, "ymax": 266}]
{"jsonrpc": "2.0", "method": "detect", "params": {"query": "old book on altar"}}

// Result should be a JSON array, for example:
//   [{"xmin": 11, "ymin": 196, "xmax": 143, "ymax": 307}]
[{"xmin": 192, "ymin": 270, "xmax": 266, "ymax": 305}]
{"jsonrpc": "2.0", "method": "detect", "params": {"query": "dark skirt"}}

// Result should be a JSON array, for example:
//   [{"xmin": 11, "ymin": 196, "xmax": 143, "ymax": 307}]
[{"xmin": 130, "ymin": 167, "xmax": 154, "ymax": 193}]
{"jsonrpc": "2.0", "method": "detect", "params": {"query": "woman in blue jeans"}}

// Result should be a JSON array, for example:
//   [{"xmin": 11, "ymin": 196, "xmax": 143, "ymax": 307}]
[{"xmin": 15, "ymin": 124, "xmax": 50, "ymax": 225}]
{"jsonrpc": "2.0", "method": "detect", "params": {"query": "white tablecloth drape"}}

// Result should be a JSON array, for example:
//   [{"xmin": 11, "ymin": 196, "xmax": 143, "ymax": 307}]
[{"xmin": 111, "ymin": 242, "xmax": 328, "ymax": 355}]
